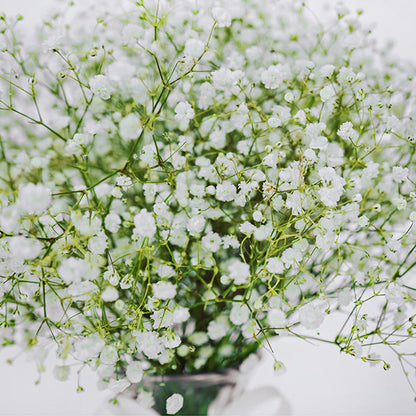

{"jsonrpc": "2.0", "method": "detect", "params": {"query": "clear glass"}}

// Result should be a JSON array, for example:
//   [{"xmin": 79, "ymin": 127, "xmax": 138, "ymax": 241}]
[
  {"xmin": 142, "ymin": 370, "xmax": 238, "ymax": 415},
  {"xmin": 119, "ymin": 353, "xmax": 291, "ymax": 415}
]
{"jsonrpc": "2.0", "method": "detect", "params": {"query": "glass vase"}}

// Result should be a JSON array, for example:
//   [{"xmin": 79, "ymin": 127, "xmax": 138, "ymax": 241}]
[
  {"xmin": 97, "ymin": 352, "xmax": 291, "ymax": 415},
  {"xmin": 116, "ymin": 367, "xmax": 291, "ymax": 416},
  {"xmin": 142, "ymin": 370, "xmax": 238, "ymax": 415}
]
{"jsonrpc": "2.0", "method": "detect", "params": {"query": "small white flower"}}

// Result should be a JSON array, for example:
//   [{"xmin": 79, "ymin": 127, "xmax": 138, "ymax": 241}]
[
  {"xmin": 358, "ymin": 215, "xmax": 369, "ymax": 228},
  {"xmin": 104, "ymin": 270, "xmax": 120, "ymax": 286},
  {"xmin": 303, "ymin": 149, "xmax": 317, "ymax": 164},
  {"xmin": 173, "ymin": 307, "xmax": 190, "ymax": 324},
  {"xmin": 8, "ymin": 236, "xmax": 43, "ymax": 260},
  {"xmin": 163, "ymin": 332, "xmax": 182, "ymax": 348},
  {"xmin": 392, "ymin": 166, "xmax": 409, "ymax": 183},
  {"xmin": 228, "ymin": 259, "xmax": 250, "ymax": 284},
  {"xmin": 73, "ymin": 133, "xmax": 93, "ymax": 146},
  {"xmin": 71, "ymin": 212, "xmax": 102, "ymax": 236},
  {"xmin": 318, "ymin": 167, "xmax": 346, "ymax": 207},
  {"xmin": 385, "ymin": 284, "xmax": 406, "ymax": 306},
  {"xmin": 134, "ymin": 209, "xmax": 156, "ymax": 239},
  {"xmin": 286, "ymin": 191, "xmax": 306, "ymax": 216},
  {"xmin": 272, "ymin": 195, "xmax": 284, "ymax": 211},
  {"xmin": 105, "ymin": 212, "xmax": 121, "ymax": 233},
  {"xmin": 267, "ymin": 309, "xmax": 286, "ymax": 327},
  {"xmin": 0, "ymin": 206, "xmax": 20, "ymax": 234},
  {"xmin": 151, "ymin": 309, "xmax": 174, "ymax": 329},
  {"xmin": 88, "ymin": 232, "xmax": 108, "ymax": 255},
  {"xmin": 116, "ymin": 175, "xmax": 132, "ymax": 189},
  {"xmin": 95, "ymin": 182, "xmax": 112, "ymax": 198},
  {"xmin": 268, "ymin": 116, "xmax": 281, "ymax": 128},
  {"xmin": 152, "ymin": 281, "xmax": 177, "ymax": 300},
  {"xmin": 273, "ymin": 360, "xmax": 286, "ymax": 375},
  {"xmin": 65, "ymin": 139, "xmax": 81, "ymax": 155},
  {"xmin": 387, "ymin": 238, "xmax": 401, "ymax": 253},
  {"xmin": 294, "ymin": 109, "xmax": 306, "ymax": 125},
  {"xmin": 188, "ymin": 331, "xmax": 209, "ymax": 346},
  {"xmin": 119, "ymin": 113, "xmax": 141, "ymax": 141},
  {"xmin": 363, "ymin": 161, "xmax": 379, "ymax": 179},
  {"xmin": 202, "ymin": 231, "xmax": 222, "ymax": 252},
  {"xmin": 394, "ymin": 197, "xmax": 407, "ymax": 210},
  {"xmin": 216, "ymin": 182, "xmax": 237, "ymax": 202},
  {"xmin": 175, "ymin": 101, "xmax": 195, "ymax": 123},
  {"xmin": 318, "ymin": 187, "xmax": 342, "ymax": 208},
  {"xmin": 254, "ymin": 223, "xmax": 273, "ymax": 241},
  {"xmin": 190, "ymin": 183, "xmax": 205, "ymax": 198},
  {"xmin": 111, "ymin": 187, "xmax": 123, "ymax": 198},
  {"xmin": 100, "ymin": 345, "xmax": 118, "ymax": 365},
  {"xmin": 320, "ymin": 85, "xmax": 335, "ymax": 102},
  {"xmin": 207, "ymin": 316, "xmax": 229, "ymax": 340},
  {"xmin": 299, "ymin": 302, "xmax": 325, "ymax": 329},
  {"xmin": 184, "ymin": 38, "xmax": 205, "ymax": 59},
  {"xmin": 222, "ymin": 235, "xmax": 239, "ymax": 249},
  {"xmin": 58, "ymin": 257, "xmax": 94, "ymax": 284},
  {"xmin": 166, "ymin": 393, "xmax": 184, "ymax": 415},
  {"xmin": 90, "ymin": 74, "xmax": 112, "ymax": 100},
  {"xmin": 239, "ymin": 221, "xmax": 256, "ymax": 235},
  {"xmin": 319, "ymin": 64, "xmax": 336, "ymax": 78},
  {"xmin": 261, "ymin": 64, "xmax": 290, "ymax": 89},
  {"xmin": 136, "ymin": 331, "xmax": 165, "ymax": 360},
  {"xmin": 54, "ymin": 365, "xmax": 70, "ymax": 381},
  {"xmin": 146, "ymin": 296, "xmax": 160, "ymax": 311},
  {"xmin": 157, "ymin": 264, "xmax": 176, "ymax": 278},
  {"xmin": 266, "ymin": 257, "xmax": 284, "ymax": 274},
  {"xmin": 337, "ymin": 67, "xmax": 356, "ymax": 85},
  {"xmin": 212, "ymin": 7, "xmax": 231, "ymax": 28},
  {"xmin": 205, "ymin": 185, "xmax": 216, "ymax": 195},
  {"xmin": 17, "ymin": 183, "xmax": 52, "ymax": 216},
  {"xmin": 252, "ymin": 210, "xmax": 263, "ymax": 222},
  {"xmin": 281, "ymin": 247, "xmax": 302, "ymax": 268},
  {"xmin": 284, "ymin": 92, "xmax": 294, "ymax": 102},
  {"xmin": 101, "ymin": 286, "xmax": 119, "ymax": 302},
  {"xmin": 337, "ymin": 121, "xmax": 358, "ymax": 143},
  {"xmin": 141, "ymin": 144, "xmax": 158, "ymax": 166},
  {"xmin": 108, "ymin": 378, "xmax": 130, "ymax": 394},
  {"xmin": 230, "ymin": 303, "xmax": 250, "ymax": 325},
  {"xmin": 187, "ymin": 215, "xmax": 205, "ymax": 236}
]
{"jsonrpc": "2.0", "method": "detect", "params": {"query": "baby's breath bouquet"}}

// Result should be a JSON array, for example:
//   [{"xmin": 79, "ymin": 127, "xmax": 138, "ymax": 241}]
[{"xmin": 1, "ymin": 0, "xmax": 416, "ymax": 413}]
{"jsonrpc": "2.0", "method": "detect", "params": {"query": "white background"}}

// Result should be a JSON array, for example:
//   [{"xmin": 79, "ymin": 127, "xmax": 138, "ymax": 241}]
[{"xmin": 1, "ymin": 0, "xmax": 416, "ymax": 414}]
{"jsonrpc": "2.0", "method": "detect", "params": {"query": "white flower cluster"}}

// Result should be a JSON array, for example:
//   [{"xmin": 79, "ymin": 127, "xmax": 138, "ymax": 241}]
[{"xmin": 1, "ymin": 0, "xmax": 416, "ymax": 410}]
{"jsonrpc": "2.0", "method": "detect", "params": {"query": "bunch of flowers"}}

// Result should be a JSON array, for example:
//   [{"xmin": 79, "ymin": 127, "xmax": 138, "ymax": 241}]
[{"xmin": 1, "ymin": 0, "xmax": 416, "ymax": 411}]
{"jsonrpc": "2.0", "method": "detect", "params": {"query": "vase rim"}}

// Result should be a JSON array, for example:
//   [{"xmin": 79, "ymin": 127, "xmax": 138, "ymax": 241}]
[{"xmin": 143, "ymin": 368, "xmax": 240, "ymax": 384}]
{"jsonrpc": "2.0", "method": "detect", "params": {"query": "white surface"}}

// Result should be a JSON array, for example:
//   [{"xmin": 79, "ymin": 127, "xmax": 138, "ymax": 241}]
[
  {"xmin": 1, "ymin": 348, "xmax": 110, "ymax": 415},
  {"xmin": 275, "ymin": 330, "xmax": 416, "ymax": 415},
  {"xmin": 307, "ymin": 0, "xmax": 416, "ymax": 64},
  {"xmin": 1, "ymin": 0, "xmax": 416, "ymax": 415}
]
